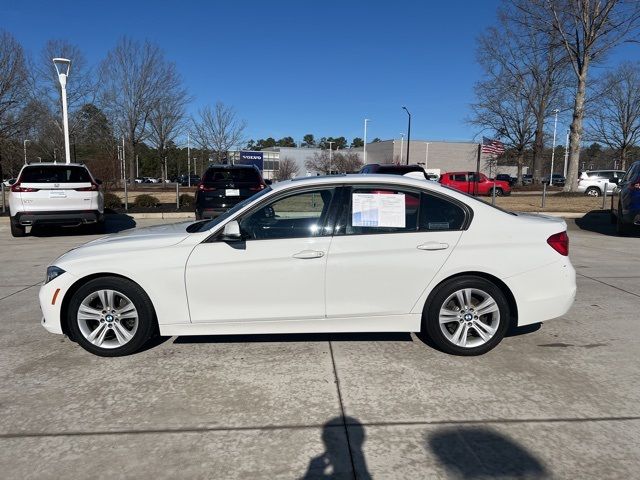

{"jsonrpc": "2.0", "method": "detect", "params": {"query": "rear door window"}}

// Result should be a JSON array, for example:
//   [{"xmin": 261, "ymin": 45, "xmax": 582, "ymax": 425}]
[
  {"xmin": 20, "ymin": 166, "xmax": 91, "ymax": 183},
  {"xmin": 419, "ymin": 193, "xmax": 466, "ymax": 231}
]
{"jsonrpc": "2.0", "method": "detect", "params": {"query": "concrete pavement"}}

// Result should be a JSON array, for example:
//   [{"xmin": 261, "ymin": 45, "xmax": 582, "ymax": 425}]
[{"xmin": 0, "ymin": 213, "xmax": 638, "ymax": 479}]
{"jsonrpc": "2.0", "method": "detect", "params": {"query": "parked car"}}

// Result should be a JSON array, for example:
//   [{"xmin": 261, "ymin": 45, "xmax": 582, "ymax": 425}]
[
  {"xmin": 577, "ymin": 170, "xmax": 626, "ymax": 196},
  {"xmin": 360, "ymin": 163, "xmax": 429, "ymax": 179},
  {"xmin": 134, "ymin": 177, "xmax": 144, "ymax": 184},
  {"xmin": 39, "ymin": 174, "xmax": 575, "ymax": 357},
  {"xmin": 9, "ymin": 163, "xmax": 104, "ymax": 237},
  {"xmin": 439, "ymin": 171, "xmax": 511, "ymax": 196},
  {"xmin": 194, "ymin": 164, "xmax": 266, "ymax": 219},
  {"xmin": 179, "ymin": 174, "xmax": 201, "ymax": 187},
  {"xmin": 495, "ymin": 174, "xmax": 517, "ymax": 186},
  {"xmin": 541, "ymin": 174, "xmax": 566, "ymax": 186},
  {"xmin": 522, "ymin": 174, "xmax": 533, "ymax": 185},
  {"xmin": 610, "ymin": 161, "xmax": 640, "ymax": 235}
]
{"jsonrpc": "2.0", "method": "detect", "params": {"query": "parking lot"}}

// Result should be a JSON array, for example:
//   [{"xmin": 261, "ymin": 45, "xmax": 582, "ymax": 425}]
[{"xmin": 1, "ymin": 213, "xmax": 639, "ymax": 479}]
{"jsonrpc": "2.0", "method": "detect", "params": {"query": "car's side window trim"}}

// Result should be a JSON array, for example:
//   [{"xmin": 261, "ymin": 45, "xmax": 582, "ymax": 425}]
[
  {"xmin": 207, "ymin": 185, "xmax": 340, "ymax": 243},
  {"xmin": 334, "ymin": 184, "xmax": 473, "ymax": 237}
]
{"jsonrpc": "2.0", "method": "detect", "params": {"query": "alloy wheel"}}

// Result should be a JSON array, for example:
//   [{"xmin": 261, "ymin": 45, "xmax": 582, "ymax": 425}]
[
  {"xmin": 77, "ymin": 289, "xmax": 139, "ymax": 349},
  {"xmin": 438, "ymin": 288, "xmax": 500, "ymax": 348}
]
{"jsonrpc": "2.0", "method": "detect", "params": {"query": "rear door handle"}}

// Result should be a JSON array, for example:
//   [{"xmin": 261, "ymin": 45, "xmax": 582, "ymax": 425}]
[
  {"xmin": 293, "ymin": 250, "xmax": 325, "ymax": 259},
  {"xmin": 417, "ymin": 242, "xmax": 449, "ymax": 251}
]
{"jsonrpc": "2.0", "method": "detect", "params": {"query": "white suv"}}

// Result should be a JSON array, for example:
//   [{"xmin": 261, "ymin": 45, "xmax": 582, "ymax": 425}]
[
  {"xmin": 9, "ymin": 163, "xmax": 104, "ymax": 237},
  {"xmin": 577, "ymin": 169, "xmax": 626, "ymax": 196}
]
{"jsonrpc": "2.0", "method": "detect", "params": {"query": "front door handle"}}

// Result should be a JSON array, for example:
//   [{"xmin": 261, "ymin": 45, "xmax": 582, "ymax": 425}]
[
  {"xmin": 417, "ymin": 242, "xmax": 449, "ymax": 251},
  {"xmin": 293, "ymin": 250, "xmax": 325, "ymax": 259}
]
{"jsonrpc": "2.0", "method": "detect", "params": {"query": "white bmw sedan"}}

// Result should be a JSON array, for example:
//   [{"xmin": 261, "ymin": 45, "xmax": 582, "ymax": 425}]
[{"xmin": 40, "ymin": 175, "xmax": 576, "ymax": 357}]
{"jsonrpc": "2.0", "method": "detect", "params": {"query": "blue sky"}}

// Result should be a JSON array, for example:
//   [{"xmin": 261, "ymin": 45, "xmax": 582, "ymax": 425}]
[{"xmin": 2, "ymin": 0, "xmax": 638, "ymax": 145}]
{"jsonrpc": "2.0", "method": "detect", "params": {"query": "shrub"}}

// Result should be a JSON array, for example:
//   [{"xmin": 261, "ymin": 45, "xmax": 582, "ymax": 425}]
[
  {"xmin": 134, "ymin": 194, "xmax": 160, "ymax": 208},
  {"xmin": 179, "ymin": 193, "xmax": 195, "ymax": 207},
  {"xmin": 103, "ymin": 192, "xmax": 122, "ymax": 210}
]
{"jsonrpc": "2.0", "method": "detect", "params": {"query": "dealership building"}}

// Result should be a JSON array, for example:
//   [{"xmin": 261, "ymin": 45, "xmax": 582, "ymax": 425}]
[{"xmin": 228, "ymin": 139, "xmax": 520, "ymax": 180}]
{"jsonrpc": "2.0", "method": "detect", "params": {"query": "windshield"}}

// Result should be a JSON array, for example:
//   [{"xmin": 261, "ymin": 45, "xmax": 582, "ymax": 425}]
[
  {"xmin": 202, "ymin": 167, "xmax": 262, "ymax": 183},
  {"xmin": 187, "ymin": 186, "xmax": 273, "ymax": 233}
]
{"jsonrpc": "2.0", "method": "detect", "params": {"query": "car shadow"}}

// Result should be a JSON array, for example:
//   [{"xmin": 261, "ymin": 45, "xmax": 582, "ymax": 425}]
[
  {"xmin": 28, "ymin": 214, "xmax": 136, "ymax": 237},
  {"xmin": 428, "ymin": 426, "xmax": 548, "ymax": 478},
  {"xmin": 574, "ymin": 209, "xmax": 640, "ymax": 237},
  {"xmin": 173, "ymin": 332, "xmax": 413, "ymax": 344}
]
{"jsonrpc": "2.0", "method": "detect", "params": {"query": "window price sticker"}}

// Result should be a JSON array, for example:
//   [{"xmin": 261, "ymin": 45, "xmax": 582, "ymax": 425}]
[{"xmin": 352, "ymin": 193, "xmax": 405, "ymax": 228}]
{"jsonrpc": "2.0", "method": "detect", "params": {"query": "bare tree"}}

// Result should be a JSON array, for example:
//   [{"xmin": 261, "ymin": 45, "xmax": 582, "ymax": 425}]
[
  {"xmin": 470, "ymin": 74, "xmax": 536, "ymax": 183},
  {"xmin": 0, "ymin": 31, "xmax": 28, "ymax": 141},
  {"xmin": 588, "ymin": 62, "xmax": 640, "ymax": 170},
  {"xmin": 519, "ymin": 0, "xmax": 640, "ymax": 191},
  {"xmin": 334, "ymin": 151, "xmax": 364, "ymax": 172},
  {"xmin": 305, "ymin": 150, "xmax": 331, "ymax": 174},
  {"xmin": 99, "ymin": 37, "xmax": 175, "ymax": 180},
  {"xmin": 148, "ymin": 79, "xmax": 189, "ymax": 179},
  {"xmin": 192, "ymin": 102, "xmax": 246, "ymax": 163},
  {"xmin": 484, "ymin": 2, "xmax": 571, "ymax": 183},
  {"xmin": 274, "ymin": 156, "xmax": 299, "ymax": 181}
]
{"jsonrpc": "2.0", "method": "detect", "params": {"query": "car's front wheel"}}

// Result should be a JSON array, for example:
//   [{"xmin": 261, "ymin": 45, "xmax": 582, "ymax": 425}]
[
  {"xmin": 67, "ymin": 277, "xmax": 156, "ymax": 356},
  {"xmin": 585, "ymin": 187, "xmax": 601, "ymax": 197},
  {"xmin": 423, "ymin": 276, "xmax": 510, "ymax": 356}
]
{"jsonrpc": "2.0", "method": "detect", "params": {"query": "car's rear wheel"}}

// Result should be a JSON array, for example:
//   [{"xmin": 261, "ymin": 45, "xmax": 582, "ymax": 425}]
[
  {"xmin": 491, "ymin": 187, "xmax": 503, "ymax": 197},
  {"xmin": 67, "ymin": 277, "xmax": 156, "ymax": 356},
  {"xmin": 585, "ymin": 187, "xmax": 601, "ymax": 197},
  {"xmin": 616, "ymin": 203, "xmax": 630, "ymax": 236},
  {"xmin": 423, "ymin": 276, "xmax": 510, "ymax": 356},
  {"xmin": 10, "ymin": 217, "xmax": 26, "ymax": 237}
]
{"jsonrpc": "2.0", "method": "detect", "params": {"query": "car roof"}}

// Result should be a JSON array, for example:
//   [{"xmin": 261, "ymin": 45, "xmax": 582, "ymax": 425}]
[{"xmin": 206, "ymin": 164, "xmax": 258, "ymax": 170}]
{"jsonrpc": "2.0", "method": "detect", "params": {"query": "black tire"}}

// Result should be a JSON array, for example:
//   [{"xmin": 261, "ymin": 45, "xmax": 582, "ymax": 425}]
[
  {"xmin": 423, "ymin": 276, "xmax": 510, "ymax": 356},
  {"xmin": 610, "ymin": 210, "xmax": 617, "ymax": 225},
  {"xmin": 616, "ymin": 203, "xmax": 630, "ymax": 236},
  {"xmin": 585, "ymin": 187, "xmax": 601, "ymax": 197},
  {"xmin": 491, "ymin": 187, "xmax": 503, "ymax": 197},
  {"xmin": 67, "ymin": 277, "xmax": 156, "ymax": 357},
  {"xmin": 90, "ymin": 218, "xmax": 106, "ymax": 234},
  {"xmin": 10, "ymin": 217, "xmax": 26, "ymax": 237}
]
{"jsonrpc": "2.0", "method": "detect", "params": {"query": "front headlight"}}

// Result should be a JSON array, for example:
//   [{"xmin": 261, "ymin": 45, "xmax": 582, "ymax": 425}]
[{"xmin": 45, "ymin": 266, "xmax": 66, "ymax": 284}]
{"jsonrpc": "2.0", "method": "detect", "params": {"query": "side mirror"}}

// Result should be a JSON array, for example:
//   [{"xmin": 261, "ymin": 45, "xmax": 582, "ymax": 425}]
[
  {"xmin": 221, "ymin": 220, "xmax": 242, "ymax": 241},
  {"xmin": 609, "ymin": 177, "xmax": 619, "ymax": 184},
  {"xmin": 8, "ymin": 178, "xmax": 16, "ymax": 185},
  {"xmin": 264, "ymin": 179, "xmax": 272, "ymax": 185}
]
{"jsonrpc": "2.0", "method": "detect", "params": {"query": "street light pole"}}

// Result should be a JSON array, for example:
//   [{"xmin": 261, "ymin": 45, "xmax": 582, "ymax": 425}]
[
  {"xmin": 425, "ymin": 142, "xmax": 430, "ymax": 169},
  {"xmin": 563, "ymin": 129, "xmax": 569, "ymax": 179},
  {"xmin": 550, "ymin": 109, "xmax": 559, "ymax": 186},
  {"xmin": 23, "ymin": 139, "xmax": 29, "ymax": 164},
  {"xmin": 402, "ymin": 106, "xmax": 411, "ymax": 165},
  {"xmin": 187, "ymin": 132, "xmax": 192, "ymax": 187},
  {"xmin": 328, "ymin": 141, "xmax": 335, "ymax": 174},
  {"xmin": 52, "ymin": 58, "xmax": 72, "ymax": 164},
  {"xmin": 363, "ymin": 119, "xmax": 369, "ymax": 165}
]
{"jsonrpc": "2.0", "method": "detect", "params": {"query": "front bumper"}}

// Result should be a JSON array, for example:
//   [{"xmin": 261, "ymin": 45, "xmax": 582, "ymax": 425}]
[
  {"xmin": 39, "ymin": 271, "xmax": 79, "ymax": 335},
  {"xmin": 15, "ymin": 210, "xmax": 101, "ymax": 227}
]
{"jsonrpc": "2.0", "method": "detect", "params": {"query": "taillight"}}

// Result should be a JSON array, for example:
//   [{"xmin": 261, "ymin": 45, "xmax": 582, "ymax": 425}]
[
  {"xmin": 198, "ymin": 183, "xmax": 216, "ymax": 191},
  {"xmin": 10, "ymin": 183, "xmax": 38, "ymax": 192},
  {"xmin": 249, "ymin": 184, "xmax": 266, "ymax": 191},
  {"xmin": 547, "ymin": 231, "xmax": 569, "ymax": 256},
  {"xmin": 76, "ymin": 183, "xmax": 99, "ymax": 191}
]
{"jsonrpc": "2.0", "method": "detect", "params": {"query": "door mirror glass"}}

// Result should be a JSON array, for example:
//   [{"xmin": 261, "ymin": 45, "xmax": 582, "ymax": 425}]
[{"xmin": 221, "ymin": 220, "xmax": 242, "ymax": 240}]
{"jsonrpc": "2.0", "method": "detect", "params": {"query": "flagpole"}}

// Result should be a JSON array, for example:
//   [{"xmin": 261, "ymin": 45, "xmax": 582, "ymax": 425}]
[{"xmin": 476, "ymin": 142, "xmax": 482, "ymax": 196}]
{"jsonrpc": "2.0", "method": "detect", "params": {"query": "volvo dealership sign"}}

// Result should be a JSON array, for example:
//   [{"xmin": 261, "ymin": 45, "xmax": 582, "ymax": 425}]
[{"xmin": 238, "ymin": 151, "xmax": 264, "ymax": 170}]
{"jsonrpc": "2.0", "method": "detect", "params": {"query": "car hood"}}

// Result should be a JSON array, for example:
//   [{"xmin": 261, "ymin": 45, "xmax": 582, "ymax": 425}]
[{"xmin": 55, "ymin": 221, "xmax": 195, "ymax": 265}]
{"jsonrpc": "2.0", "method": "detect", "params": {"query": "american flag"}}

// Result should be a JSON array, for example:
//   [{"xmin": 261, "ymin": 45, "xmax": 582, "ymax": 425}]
[{"xmin": 481, "ymin": 137, "xmax": 505, "ymax": 156}]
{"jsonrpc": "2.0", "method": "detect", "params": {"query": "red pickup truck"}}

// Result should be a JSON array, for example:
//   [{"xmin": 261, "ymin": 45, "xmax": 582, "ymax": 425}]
[{"xmin": 439, "ymin": 171, "xmax": 511, "ymax": 196}]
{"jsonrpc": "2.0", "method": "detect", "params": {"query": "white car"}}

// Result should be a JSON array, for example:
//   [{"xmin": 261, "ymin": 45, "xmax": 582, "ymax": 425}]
[
  {"xmin": 577, "ymin": 169, "xmax": 626, "ymax": 196},
  {"xmin": 39, "ymin": 175, "xmax": 576, "ymax": 357},
  {"xmin": 9, "ymin": 163, "xmax": 104, "ymax": 237}
]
